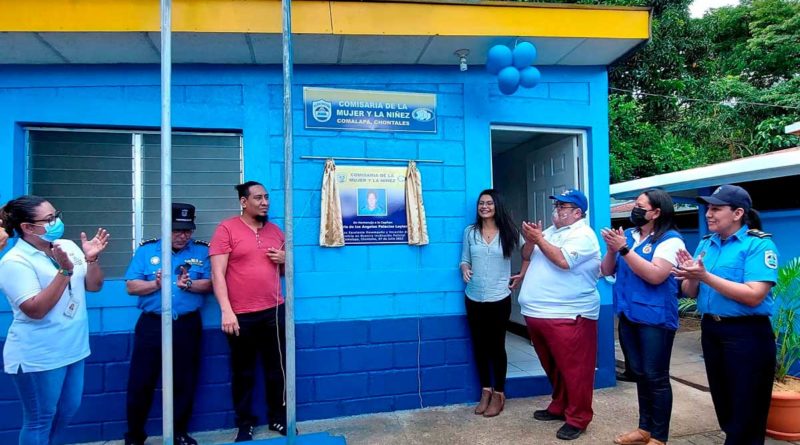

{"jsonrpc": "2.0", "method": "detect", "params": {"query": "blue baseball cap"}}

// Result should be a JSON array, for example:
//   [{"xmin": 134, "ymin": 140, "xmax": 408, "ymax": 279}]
[
  {"xmin": 697, "ymin": 185, "xmax": 752, "ymax": 212},
  {"xmin": 550, "ymin": 189, "xmax": 588, "ymax": 213}
]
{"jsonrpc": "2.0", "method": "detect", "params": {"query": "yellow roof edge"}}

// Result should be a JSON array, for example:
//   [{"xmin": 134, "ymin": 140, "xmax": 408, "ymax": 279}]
[
  {"xmin": 324, "ymin": 0, "xmax": 652, "ymax": 13},
  {"xmin": 0, "ymin": 0, "xmax": 650, "ymax": 39}
]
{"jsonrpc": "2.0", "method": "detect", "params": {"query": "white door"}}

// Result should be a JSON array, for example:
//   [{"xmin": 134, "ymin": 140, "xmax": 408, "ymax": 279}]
[{"xmin": 510, "ymin": 135, "xmax": 580, "ymax": 325}]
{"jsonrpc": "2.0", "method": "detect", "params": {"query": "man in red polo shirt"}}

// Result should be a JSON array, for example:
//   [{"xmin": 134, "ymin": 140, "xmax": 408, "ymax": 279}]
[{"xmin": 209, "ymin": 181, "xmax": 287, "ymax": 441}]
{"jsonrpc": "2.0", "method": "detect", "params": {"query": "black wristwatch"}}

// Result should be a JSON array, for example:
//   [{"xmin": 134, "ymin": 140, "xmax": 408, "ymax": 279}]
[
  {"xmin": 618, "ymin": 246, "xmax": 630, "ymax": 256},
  {"xmin": 185, "ymin": 279, "xmax": 193, "ymax": 290}
]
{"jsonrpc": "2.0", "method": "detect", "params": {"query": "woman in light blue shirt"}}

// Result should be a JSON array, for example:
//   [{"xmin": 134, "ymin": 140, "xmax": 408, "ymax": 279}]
[{"xmin": 460, "ymin": 189, "xmax": 527, "ymax": 418}]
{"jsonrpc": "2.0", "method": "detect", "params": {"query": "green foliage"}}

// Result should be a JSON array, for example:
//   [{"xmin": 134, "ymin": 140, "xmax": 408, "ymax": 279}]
[
  {"xmin": 773, "ymin": 257, "xmax": 800, "ymax": 383},
  {"xmin": 604, "ymin": 0, "xmax": 800, "ymax": 181},
  {"xmin": 678, "ymin": 297, "xmax": 699, "ymax": 317},
  {"xmin": 520, "ymin": 0, "xmax": 800, "ymax": 181}
]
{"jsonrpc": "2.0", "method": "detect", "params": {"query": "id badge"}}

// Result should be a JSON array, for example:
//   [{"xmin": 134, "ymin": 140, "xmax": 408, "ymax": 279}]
[{"xmin": 64, "ymin": 297, "xmax": 79, "ymax": 318}]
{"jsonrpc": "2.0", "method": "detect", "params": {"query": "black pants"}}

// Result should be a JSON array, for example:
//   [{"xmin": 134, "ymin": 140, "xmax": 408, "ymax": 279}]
[
  {"xmin": 618, "ymin": 315, "xmax": 676, "ymax": 442},
  {"xmin": 701, "ymin": 315, "xmax": 775, "ymax": 445},
  {"xmin": 227, "ymin": 305, "xmax": 287, "ymax": 427},
  {"xmin": 465, "ymin": 296, "xmax": 511, "ymax": 392},
  {"xmin": 125, "ymin": 311, "xmax": 202, "ymax": 442}
]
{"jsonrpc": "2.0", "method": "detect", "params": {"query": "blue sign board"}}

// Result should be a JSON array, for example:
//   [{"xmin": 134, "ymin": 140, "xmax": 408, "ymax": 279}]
[{"xmin": 304, "ymin": 87, "xmax": 437, "ymax": 133}]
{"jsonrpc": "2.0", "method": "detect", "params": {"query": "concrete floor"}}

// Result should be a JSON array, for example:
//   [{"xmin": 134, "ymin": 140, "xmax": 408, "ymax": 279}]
[
  {"xmin": 78, "ymin": 379, "xmax": 798, "ymax": 445},
  {"xmin": 78, "ymin": 329, "xmax": 799, "ymax": 445}
]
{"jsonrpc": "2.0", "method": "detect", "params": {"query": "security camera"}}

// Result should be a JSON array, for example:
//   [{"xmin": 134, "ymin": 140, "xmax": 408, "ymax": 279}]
[{"xmin": 454, "ymin": 49, "xmax": 470, "ymax": 72}]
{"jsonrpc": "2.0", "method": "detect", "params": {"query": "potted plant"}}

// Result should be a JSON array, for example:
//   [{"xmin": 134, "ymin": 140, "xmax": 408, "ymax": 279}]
[{"xmin": 766, "ymin": 257, "xmax": 800, "ymax": 441}]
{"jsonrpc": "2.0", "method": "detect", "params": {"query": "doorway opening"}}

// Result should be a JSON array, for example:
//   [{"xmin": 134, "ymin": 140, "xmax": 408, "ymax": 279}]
[{"xmin": 490, "ymin": 125, "xmax": 588, "ymax": 378}]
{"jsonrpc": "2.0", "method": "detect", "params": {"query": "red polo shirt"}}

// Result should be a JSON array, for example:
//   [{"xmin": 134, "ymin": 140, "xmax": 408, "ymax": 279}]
[{"xmin": 209, "ymin": 216, "xmax": 285, "ymax": 314}]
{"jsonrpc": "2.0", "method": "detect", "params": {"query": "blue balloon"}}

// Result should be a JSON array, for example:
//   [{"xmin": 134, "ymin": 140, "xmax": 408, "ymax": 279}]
[
  {"xmin": 497, "ymin": 66, "xmax": 521, "ymax": 95},
  {"xmin": 519, "ymin": 66, "xmax": 542, "ymax": 88},
  {"xmin": 512, "ymin": 42, "xmax": 537, "ymax": 69},
  {"xmin": 486, "ymin": 45, "xmax": 513, "ymax": 75}
]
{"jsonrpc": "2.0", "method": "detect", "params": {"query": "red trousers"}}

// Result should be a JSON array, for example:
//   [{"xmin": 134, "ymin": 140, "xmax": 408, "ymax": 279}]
[{"xmin": 525, "ymin": 316, "xmax": 598, "ymax": 430}]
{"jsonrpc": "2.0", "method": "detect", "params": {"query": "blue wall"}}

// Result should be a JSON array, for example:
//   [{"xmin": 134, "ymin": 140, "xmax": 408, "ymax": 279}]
[{"xmin": 0, "ymin": 64, "xmax": 614, "ymax": 442}]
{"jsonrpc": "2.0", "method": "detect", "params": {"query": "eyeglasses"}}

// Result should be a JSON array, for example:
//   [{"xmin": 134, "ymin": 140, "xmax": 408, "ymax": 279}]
[
  {"xmin": 553, "ymin": 203, "xmax": 577, "ymax": 210},
  {"xmin": 30, "ymin": 210, "xmax": 62, "ymax": 225},
  {"xmin": 478, "ymin": 201, "xmax": 495, "ymax": 207}
]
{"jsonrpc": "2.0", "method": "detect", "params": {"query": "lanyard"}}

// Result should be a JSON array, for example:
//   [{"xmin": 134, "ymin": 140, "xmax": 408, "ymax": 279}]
[{"xmin": 20, "ymin": 239, "xmax": 74, "ymax": 299}]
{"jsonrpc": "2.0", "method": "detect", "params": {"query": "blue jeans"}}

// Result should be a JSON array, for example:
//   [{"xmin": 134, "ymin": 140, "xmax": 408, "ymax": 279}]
[
  {"xmin": 11, "ymin": 360, "xmax": 85, "ymax": 445},
  {"xmin": 618, "ymin": 315, "xmax": 675, "ymax": 442}
]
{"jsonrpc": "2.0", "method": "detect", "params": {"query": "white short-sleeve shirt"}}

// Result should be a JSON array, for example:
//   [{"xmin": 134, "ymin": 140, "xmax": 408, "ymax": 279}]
[
  {"xmin": 518, "ymin": 219, "xmax": 602, "ymax": 320},
  {"xmin": 0, "ymin": 239, "xmax": 90, "ymax": 373}
]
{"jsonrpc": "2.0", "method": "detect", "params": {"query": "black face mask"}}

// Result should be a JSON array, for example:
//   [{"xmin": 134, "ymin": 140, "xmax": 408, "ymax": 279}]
[{"xmin": 630, "ymin": 207, "xmax": 649, "ymax": 227}]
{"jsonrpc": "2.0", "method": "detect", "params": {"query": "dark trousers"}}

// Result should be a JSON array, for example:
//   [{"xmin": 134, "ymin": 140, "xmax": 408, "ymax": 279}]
[
  {"xmin": 465, "ymin": 296, "xmax": 511, "ymax": 392},
  {"xmin": 525, "ymin": 315, "xmax": 598, "ymax": 430},
  {"xmin": 125, "ymin": 311, "xmax": 202, "ymax": 442},
  {"xmin": 227, "ymin": 305, "xmax": 287, "ymax": 427},
  {"xmin": 701, "ymin": 315, "xmax": 775, "ymax": 445},
  {"xmin": 618, "ymin": 315, "xmax": 676, "ymax": 442},
  {"xmin": 617, "ymin": 317, "xmax": 636, "ymax": 378}
]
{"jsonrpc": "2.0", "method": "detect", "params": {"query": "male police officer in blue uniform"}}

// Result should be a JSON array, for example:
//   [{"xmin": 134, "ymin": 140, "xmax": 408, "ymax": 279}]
[{"xmin": 123, "ymin": 203, "xmax": 212, "ymax": 445}]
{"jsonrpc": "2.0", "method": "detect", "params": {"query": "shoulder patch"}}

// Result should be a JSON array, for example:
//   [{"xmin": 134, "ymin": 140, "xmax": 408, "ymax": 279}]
[
  {"xmin": 765, "ymin": 250, "xmax": 778, "ymax": 269},
  {"xmin": 747, "ymin": 229, "xmax": 772, "ymax": 238},
  {"xmin": 193, "ymin": 239, "xmax": 210, "ymax": 247},
  {"xmin": 702, "ymin": 234, "xmax": 713, "ymax": 240},
  {"xmin": 139, "ymin": 238, "xmax": 159, "ymax": 246}
]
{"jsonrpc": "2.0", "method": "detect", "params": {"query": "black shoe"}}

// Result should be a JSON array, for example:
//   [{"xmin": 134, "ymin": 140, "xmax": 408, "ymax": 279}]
[
  {"xmin": 616, "ymin": 371, "xmax": 636, "ymax": 382},
  {"xmin": 269, "ymin": 422, "xmax": 298, "ymax": 436},
  {"xmin": 176, "ymin": 433, "xmax": 198, "ymax": 445},
  {"xmin": 556, "ymin": 423, "xmax": 584, "ymax": 440},
  {"xmin": 235, "ymin": 425, "xmax": 254, "ymax": 442},
  {"xmin": 533, "ymin": 409, "xmax": 566, "ymax": 421}
]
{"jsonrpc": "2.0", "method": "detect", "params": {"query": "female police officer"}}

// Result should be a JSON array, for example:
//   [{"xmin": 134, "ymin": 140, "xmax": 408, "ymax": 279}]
[{"xmin": 674, "ymin": 185, "xmax": 778, "ymax": 445}]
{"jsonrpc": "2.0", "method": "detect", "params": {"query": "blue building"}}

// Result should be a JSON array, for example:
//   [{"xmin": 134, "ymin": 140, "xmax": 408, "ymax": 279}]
[{"xmin": 0, "ymin": 0, "xmax": 651, "ymax": 442}]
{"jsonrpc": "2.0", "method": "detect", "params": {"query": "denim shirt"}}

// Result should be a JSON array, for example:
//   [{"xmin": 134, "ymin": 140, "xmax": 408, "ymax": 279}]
[{"xmin": 460, "ymin": 225, "xmax": 522, "ymax": 302}]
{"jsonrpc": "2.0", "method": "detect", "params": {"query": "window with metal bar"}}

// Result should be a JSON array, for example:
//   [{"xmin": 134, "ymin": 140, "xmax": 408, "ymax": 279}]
[{"xmin": 27, "ymin": 129, "xmax": 243, "ymax": 278}]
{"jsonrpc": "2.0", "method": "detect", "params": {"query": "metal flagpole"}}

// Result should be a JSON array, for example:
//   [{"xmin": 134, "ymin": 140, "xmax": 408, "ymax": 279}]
[
  {"xmin": 281, "ymin": 0, "xmax": 297, "ymax": 441},
  {"xmin": 160, "ymin": 0, "xmax": 175, "ymax": 443}
]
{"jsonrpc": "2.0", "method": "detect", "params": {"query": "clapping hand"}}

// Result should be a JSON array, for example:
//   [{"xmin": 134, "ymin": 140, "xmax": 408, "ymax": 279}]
[
  {"xmin": 177, "ymin": 266, "xmax": 191, "ymax": 289},
  {"xmin": 51, "ymin": 244, "xmax": 74, "ymax": 272},
  {"xmin": 672, "ymin": 250, "xmax": 706, "ymax": 281},
  {"xmin": 522, "ymin": 220, "xmax": 544, "ymax": 244},
  {"xmin": 600, "ymin": 227, "xmax": 627, "ymax": 252},
  {"xmin": 81, "ymin": 228, "xmax": 109, "ymax": 261}
]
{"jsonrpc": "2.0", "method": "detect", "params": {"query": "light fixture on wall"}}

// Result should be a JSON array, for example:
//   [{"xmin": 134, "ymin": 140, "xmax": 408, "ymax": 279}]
[{"xmin": 454, "ymin": 49, "xmax": 470, "ymax": 72}]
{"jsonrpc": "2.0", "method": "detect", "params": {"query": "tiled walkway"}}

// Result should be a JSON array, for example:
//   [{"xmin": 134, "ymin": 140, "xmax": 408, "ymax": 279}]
[{"xmin": 506, "ymin": 332, "xmax": 545, "ymax": 378}]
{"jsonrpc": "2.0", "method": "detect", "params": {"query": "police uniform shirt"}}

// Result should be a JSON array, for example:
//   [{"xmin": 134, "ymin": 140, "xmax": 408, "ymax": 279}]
[
  {"xmin": 125, "ymin": 239, "xmax": 211, "ymax": 316},
  {"xmin": 694, "ymin": 224, "xmax": 779, "ymax": 317}
]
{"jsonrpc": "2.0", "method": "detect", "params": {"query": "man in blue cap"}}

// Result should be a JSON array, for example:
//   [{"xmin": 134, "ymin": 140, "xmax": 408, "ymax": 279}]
[
  {"xmin": 123, "ymin": 203, "xmax": 213, "ymax": 445},
  {"xmin": 517, "ymin": 189, "xmax": 601, "ymax": 441}
]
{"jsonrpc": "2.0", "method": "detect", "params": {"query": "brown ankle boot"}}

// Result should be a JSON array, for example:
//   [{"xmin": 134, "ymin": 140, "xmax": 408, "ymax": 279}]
[
  {"xmin": 474, "ymin": 388, "xmax": 493, "ymax": 415},
  {"xmin": 483, "ymin": 391, "xmax": 505, "ymax": 417}
]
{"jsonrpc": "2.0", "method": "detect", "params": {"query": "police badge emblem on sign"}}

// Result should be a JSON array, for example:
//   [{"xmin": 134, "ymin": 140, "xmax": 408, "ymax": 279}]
[{"xmin": 765, "ymin": 250, "xmax": 778, "ymax": 269}]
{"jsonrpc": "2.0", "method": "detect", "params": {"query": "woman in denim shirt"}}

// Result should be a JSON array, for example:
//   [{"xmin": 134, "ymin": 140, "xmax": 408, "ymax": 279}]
[{"xmin": 460, "ymin": 189, "xmax": 527, "ymax": 418}]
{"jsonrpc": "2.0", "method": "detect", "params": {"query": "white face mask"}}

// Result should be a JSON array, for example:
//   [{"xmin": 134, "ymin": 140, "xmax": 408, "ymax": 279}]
[{"xmin": 552, "ymin": 208, "xmax": 561, "ymax": 225}]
